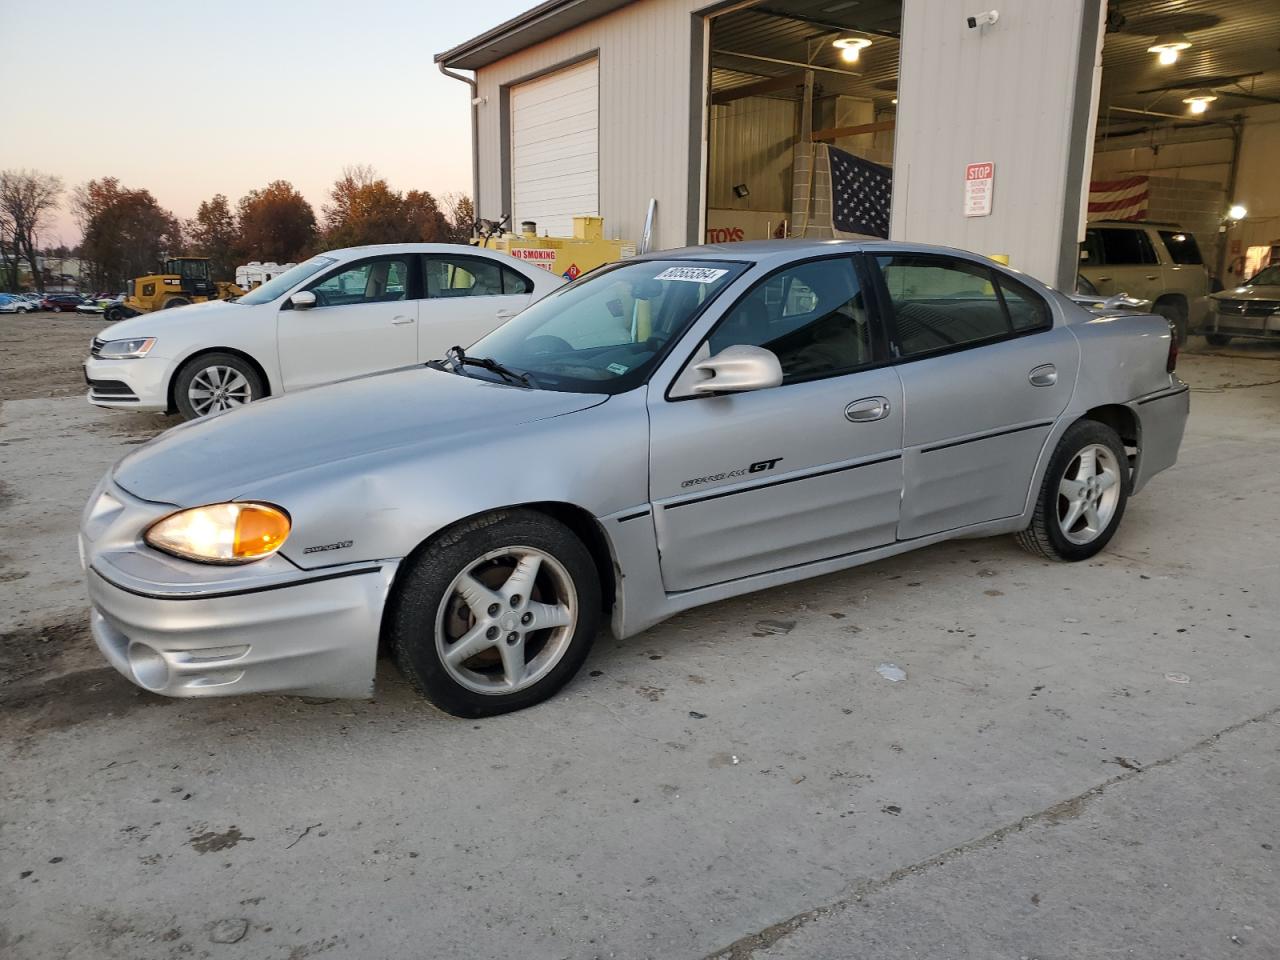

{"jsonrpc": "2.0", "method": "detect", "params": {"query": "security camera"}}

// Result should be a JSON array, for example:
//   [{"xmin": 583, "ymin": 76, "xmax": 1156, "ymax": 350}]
[{"xmin": 967, "ymin": 10, "xmax": 999, "ymax": 28}]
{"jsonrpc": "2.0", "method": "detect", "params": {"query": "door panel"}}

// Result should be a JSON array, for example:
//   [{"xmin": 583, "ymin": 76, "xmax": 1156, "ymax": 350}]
[
  {"xmin": 871, "ymin": 252, "xmax": 1079, "ymax": 539},
  {"xmin": 419, "ymin": 254, "xmax": 534, "ymax": 358},
  {"xmin": 650, "ymin": 367, "xmax": 904, "ymax": 592},
  {"xmin": 896, "ymin": 323, "xmax": 1078, "ymax": 538},
  {"xmin": 277, "ymin": 256, "xmax": 417, "ymax": 391}
]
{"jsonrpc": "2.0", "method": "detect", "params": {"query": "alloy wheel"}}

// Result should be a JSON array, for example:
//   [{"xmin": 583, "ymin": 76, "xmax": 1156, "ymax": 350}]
[
  {"xmin": 187, "ymin": 364, "xmax": 253, "ymax": 416},
  {"xmin": 1057, "ymin": 443, "xmax": 1122, "ymax": 545},
  {"xmin": 434, "ymin": 546, "xmax": 577, "ymax": 695}
]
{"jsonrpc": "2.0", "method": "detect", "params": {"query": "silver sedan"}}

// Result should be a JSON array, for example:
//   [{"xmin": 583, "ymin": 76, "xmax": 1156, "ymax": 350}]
[{"xmin": 81, "ymin": 240, "xmax": 1189, "ymax": 716}]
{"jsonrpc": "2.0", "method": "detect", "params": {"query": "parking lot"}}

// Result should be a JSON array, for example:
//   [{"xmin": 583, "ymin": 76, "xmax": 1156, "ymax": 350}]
[{"xmin": 1, "ymin": 311, "xmax": 1278, "ymax": 959}]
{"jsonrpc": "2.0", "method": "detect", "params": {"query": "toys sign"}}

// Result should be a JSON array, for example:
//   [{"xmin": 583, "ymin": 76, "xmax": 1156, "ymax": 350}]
[{"xmin": 964, "ymin": 162, "xmax": 995, "ymax": 218}]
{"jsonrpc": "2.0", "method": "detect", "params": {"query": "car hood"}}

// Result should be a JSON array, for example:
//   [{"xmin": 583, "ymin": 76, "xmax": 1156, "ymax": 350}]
[
  {"xmin": 1211, "ymin": 285, "xmax": 1280, "ymax": 303},
  {"xmin": 99, "ymin": 297, "xmax": 244, "ymax": 341},
  {"xmin": 112, "ymin": 366, "xmax": 608, "ymax": 505}
]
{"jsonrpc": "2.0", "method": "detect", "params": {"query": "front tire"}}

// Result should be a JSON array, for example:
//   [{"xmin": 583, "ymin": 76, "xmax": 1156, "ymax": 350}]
[
  {"xmin": 163, "ymin": 297, "xmax": 191, "ymax": 309},
  {"xmin": 389, "ymin": 510, "xmax": 601, "ymax": 717},
  {"xmin": 1016, "ymin": 419, "xmax": 1130, "ymax": 562},
  {"xmin": 1205, "ymin": 333, "xmax": 1232, "ymax": 347},
  {"xmin": 173, "ymin": 352, "xmax": 263, "ymax": 420}
]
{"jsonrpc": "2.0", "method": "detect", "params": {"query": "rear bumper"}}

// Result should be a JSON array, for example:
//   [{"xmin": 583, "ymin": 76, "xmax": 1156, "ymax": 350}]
[
  {"xmin": 1132, "ymin": 383, "xmax": 1189, "ymax": 494},
  {"xmin": 87, "ymin": 561, "xmax": 398, "ymax": 699}
]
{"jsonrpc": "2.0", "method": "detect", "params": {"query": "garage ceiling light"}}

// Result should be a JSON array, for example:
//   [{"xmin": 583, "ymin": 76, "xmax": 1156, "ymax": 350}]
[
  {"xmin": 833, "ymin": 37, "xmax": 872, "ymax": 63},
  {"xmin": 1228, "ymin": 204, "xmax": 1247, "ymax": 221},
  {"xmin": 1182, "ymin": 89, "xmax": 1217, "ymax": 114},
  {"xmin": 1148, "ymin": 34, "xmax": 1192, "ymax": 65}
]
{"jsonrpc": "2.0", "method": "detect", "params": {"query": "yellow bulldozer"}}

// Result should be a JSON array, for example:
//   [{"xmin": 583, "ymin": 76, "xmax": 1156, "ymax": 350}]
[{"xmin": 105, "ymin": 258, "xmax": 244, "ymax": 323}]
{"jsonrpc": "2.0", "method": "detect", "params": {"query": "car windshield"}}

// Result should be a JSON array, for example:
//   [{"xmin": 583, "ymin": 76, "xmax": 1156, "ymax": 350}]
[
  {"xmin": 1245, "ymin": 265, "xmax": 1280, "ymax": 287},
  {"xmin": 236, "ymin": 255, "xmax": 337, "ymax": 305},
  {"xmin": 454, "ymin": 259, "xmax": 745, "ymax": 394}
]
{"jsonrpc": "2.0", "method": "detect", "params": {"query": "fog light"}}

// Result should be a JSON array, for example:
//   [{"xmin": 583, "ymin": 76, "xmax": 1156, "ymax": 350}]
[{"xmin": 128, "ymin": 642, "xmax": 170, "ymax": 691}]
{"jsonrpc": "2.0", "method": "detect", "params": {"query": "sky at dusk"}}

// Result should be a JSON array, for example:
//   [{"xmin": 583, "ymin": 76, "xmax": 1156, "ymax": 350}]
[{"xmin": 0, "ymin": 0, "xmax": 539, "ymax": 245}]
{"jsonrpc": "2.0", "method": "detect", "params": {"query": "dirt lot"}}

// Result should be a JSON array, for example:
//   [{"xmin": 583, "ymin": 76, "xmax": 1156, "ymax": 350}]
[
  {"xmin": 1, "ymin": 317, "xmax": 1278, "ymax": 960},
  {"xmin": 0, "ymin": 313, "xmax": 112, "ymax": 401}
]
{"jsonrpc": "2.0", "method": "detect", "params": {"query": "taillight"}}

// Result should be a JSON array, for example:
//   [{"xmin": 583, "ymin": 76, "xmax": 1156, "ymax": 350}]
[{"xmin": 1166, "ymin": 325, "xmax": 1179, "ymax": 372}]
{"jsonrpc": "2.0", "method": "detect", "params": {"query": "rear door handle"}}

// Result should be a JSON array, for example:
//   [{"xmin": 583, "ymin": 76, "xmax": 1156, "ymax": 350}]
[
  {"xmin": 1095, "ymin": 276, "xmax": 1112, "ymax": 282},
  {"xmin": 392, "ymin": 315, "xmax": 415, "ymax": 325},
  {"xmin": 1029, "ymin": 363, "xmax": 1057, "ymax": 387},
  {"xmin": 845, "ymin": 396, "xmax": 890, "ymax": 422},
  {"xmin": 1145, "ymin": 274, "xmax": 1159, "ymax": 281},
  {"xmin": 495, "ymin": 310, "xmax": 518, "ymax": 320}
]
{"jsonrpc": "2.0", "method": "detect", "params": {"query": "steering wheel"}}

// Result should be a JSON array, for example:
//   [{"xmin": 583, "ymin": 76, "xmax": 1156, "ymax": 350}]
[{"xmin": 525, "ymin": 335, "xmax": 572, "ymax": 355}]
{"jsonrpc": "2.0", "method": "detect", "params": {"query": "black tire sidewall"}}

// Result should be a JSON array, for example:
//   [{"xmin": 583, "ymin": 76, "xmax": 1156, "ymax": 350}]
[
  {"xmin": 173, "ymin": 352, "xmax": 264, "ymax": 420},
  {"xmin": 1039, "ymin": 420, "xmax": 1131, "ymax": 561},
  {"xmin": 390, "ymin": 510, "xmax": 601, "ymax": 718}
]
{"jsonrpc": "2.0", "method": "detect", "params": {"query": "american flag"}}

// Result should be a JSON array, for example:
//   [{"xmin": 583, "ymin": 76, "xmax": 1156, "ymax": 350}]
[
  {"xmin": 1088, "ymin": 176, "xmax": 1149, "ymax": 221},
  {"xmin": 829, "ymin": 146, "xmax": 892, "ymax": 238}
]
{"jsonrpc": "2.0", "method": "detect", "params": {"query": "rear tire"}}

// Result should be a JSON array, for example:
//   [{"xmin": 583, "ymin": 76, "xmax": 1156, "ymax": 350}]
[
  {"xmin": 389, "ymin": 509, "xmax": 601, "ymax": 717},
  {"xmin": 1016, "ymin": 419, "xmax": 1130, "ymax": 562},
  {"xmin": 1205, "ymin": 333, "xmax": 1232, "ymax": 347}
]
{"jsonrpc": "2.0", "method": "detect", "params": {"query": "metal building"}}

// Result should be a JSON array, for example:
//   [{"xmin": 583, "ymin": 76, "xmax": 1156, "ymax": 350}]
[{"xmin": 437, "ymin": 0, "xmax": 1278, "ymax": 292}]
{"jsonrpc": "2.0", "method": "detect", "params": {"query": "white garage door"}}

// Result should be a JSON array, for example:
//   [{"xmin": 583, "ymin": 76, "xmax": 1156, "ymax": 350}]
[{"xmin": 510, "ymin": 58, "xmax": 599, "ymax": 238}]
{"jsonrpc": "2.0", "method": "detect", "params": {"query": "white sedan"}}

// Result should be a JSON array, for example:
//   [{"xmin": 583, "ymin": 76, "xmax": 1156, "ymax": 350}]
[{"xmin": 84, "ymin": 243, "xmax": 564, "ymax": 419}]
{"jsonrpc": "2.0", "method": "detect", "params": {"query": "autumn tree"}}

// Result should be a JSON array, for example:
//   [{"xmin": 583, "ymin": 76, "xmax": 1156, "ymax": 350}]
[
  {"xmin": 73, "ymin": 178, "xmax": 182, "ymax": 291},
  {"xmin": 322, "ymin": 166, "xmax": 450, "ymax": 247},
  {"xmin": 441, "ymin": 192, "xmax": 475, "ymax": 243},
  {"xmin": 237, "ymin": 180, "xmax": 317, "ymax": 263},
  {"xmin": 185, "ymin": 194, "xmax": 239, "ymax": 281},
  {"xmin": 0, "ymin": 169, "xmax": 63, "ymax": 292}
]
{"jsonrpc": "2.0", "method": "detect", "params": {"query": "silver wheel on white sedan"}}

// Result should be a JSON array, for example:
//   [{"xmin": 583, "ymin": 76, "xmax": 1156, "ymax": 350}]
[
  {"xmin": 434, "ymin": 545, "xmax": 578, "ymax": 695},
  {"xmin": 188, "ymin": 364, "xmax": 253, "ymax": 416},
  {"xmin": 1057, "ymin": 442, "xmax": 1122, "ymax": 545}
]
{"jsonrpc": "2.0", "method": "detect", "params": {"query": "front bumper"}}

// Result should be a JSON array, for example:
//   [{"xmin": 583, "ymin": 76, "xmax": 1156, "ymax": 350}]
[
  {"xmin": 82, "ymin": 477, "xmax": 399, "ymax": 698},
  {"xmin": 84, "ymin": 354, "xmax": 173, "ymax": 411},
  {"xmin": 1202, "ymin": 305, "xmax": 1280, "ymax": 340}
]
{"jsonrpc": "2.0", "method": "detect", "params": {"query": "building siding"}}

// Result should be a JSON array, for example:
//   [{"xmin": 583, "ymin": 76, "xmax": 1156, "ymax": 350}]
[
  {"xmin": 890, "ymin": 0, "xmax": 1102, "ymax": 286},
  {"xmin": 474, "ymin": 0, "xmax": 710, "ymax": 251}
]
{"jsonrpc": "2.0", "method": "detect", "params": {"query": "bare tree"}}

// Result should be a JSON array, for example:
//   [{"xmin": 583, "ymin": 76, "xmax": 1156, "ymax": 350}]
[
  {"xmin": 0, "ymin": 169, "xmax": 63, "ymax": 292},
  {"xmin": 441, "ymin": 191, "xmax": 475, "ymax": 243}
]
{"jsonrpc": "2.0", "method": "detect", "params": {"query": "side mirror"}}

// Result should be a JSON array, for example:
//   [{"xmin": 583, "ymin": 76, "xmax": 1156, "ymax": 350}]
[
  {"xmin": 691, "ymin": 345, "xmax": 783, "ymax": 395},
  {"xmin": 289, "ymin": 290, "xmax": 316, "ymax": 310}
]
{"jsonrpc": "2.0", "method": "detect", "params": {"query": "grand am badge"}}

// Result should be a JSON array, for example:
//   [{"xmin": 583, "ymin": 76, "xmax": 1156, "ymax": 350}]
[{"xmin": 303, "ymin": 540, "xmax": 353, "ymax": 555}]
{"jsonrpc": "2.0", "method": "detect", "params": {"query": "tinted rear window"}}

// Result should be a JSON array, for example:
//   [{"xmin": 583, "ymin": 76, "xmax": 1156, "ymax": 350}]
[
  {"xmin": 1087, "ymin": 228, "xmax": 1158, "ymax": 266},
  {"xmin": 1158, "ymin": 230, "xmax": 1203, "ymax": 266}
]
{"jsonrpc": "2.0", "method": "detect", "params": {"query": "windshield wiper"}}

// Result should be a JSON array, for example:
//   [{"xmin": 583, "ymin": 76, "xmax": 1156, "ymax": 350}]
[{"xmin": 442, "ymin": 345, "xmax": 534, "ymax": 388}]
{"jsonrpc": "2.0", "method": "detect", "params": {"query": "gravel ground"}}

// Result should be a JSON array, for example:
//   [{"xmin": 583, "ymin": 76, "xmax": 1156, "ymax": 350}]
[
  {"xmin": 0, "ymin": 313, "xmax": 111, "ymax": 401},
  {"xmin": 1, "ymin": 323, "xmax": 1277, "ymax": 960}
]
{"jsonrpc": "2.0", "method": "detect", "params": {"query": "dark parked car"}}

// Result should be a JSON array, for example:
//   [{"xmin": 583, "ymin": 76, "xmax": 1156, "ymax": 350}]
[{"xmin": 40, "ymin": 294, "xmax": 86, "ymax": 312}]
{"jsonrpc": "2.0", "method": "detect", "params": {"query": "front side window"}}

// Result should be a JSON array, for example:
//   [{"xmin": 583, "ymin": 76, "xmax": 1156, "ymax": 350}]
[
  {"xmin": 875, "ymin": 255, "xmax": 1043, "ymax": 358},
  {"xmin": 307, "ymin": 257, "xmax": 408, "ymax": 307},
  {"xmin": 457, "ymin": 259, "xmax": 744, "ymax": 394},
  {"xmin": 1158, "ymin": 230, "xmax": 1203, "ymax": 266},
  {"xmin": 707, "ymin": 257, "xmax": 876, "ymax": 383},
  {"xmin": 424, "ymin": 256, "xmax": 531, "ymax": 298}
]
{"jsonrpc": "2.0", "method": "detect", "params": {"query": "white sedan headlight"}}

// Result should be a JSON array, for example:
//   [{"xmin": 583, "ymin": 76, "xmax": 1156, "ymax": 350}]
[
  {"xmin": 98, "ymin": 337, "xmax": 156, "ymax": 359},
  {"xmin": 145, "ymin": 502, "xmax": 291, "ymax": 564}
]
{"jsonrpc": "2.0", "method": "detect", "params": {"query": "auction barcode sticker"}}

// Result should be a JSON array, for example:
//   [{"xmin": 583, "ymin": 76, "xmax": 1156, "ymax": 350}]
[{"xmin": 654, "ymin": 266, "xmax": 728, "ymax": 284}]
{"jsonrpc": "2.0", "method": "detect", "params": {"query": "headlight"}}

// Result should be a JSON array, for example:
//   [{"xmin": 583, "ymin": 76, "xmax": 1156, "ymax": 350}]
[
  {"xmin": 144, "ymin": 502, "xmax": 291, "ymax": 564},
  {"xmin": 97, "ymin": 337, "xmax": 156, "ymax": 359}
]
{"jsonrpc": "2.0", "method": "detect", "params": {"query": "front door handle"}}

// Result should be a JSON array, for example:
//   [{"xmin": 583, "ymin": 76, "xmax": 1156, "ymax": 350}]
[
  {"xmin": 845, "ymin": 396, "xmax": 890, "ymax": 422},
  {"xmin": 1029, "ymin": 363, "xmax": 1058, "ymax": 387},
  {"xmin": 495, "ymin": 310, "xmax": 518, "ymax": 320},
  {"xmin": 392, "ymin": 315, "xmax": 415, "ymax": 325},
  {"xmin": 1145, "ymin": 274, "xmax": 1159, "ymax": 281}
]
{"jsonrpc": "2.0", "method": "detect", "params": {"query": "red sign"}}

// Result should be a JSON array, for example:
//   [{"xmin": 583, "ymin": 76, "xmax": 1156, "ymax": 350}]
[
  {"xmin": 964, "ymin": 162, "xmax": 995, "ymax": 217},
  {"xmin": 510, "ymin": 248, "xmax": 558, "ymax": 273}
]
